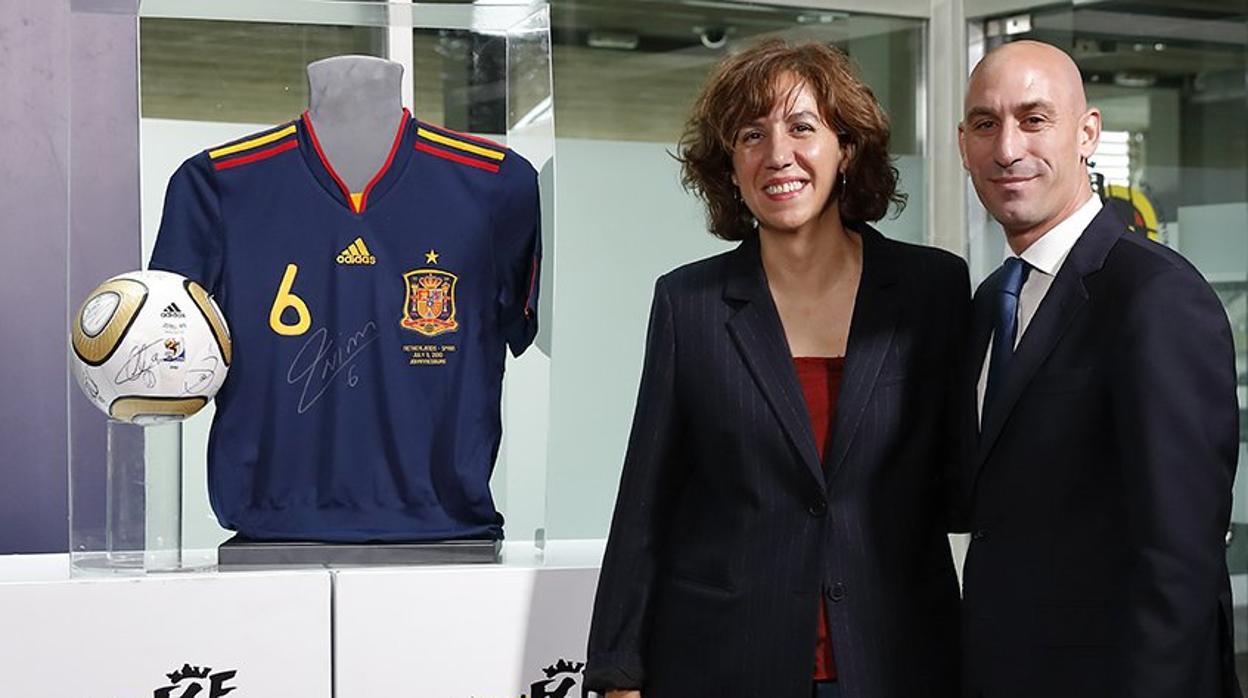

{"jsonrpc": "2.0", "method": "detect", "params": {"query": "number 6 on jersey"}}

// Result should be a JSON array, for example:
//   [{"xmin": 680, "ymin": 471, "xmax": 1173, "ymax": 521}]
[{"xmin": 269, "ymin": 263, "xmax": 311, "ymax": 336}]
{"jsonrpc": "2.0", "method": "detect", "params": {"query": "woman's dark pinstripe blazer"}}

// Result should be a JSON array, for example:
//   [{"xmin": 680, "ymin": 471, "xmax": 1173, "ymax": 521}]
[{"xmin": 585, "ymin": 224, "xmax": 971, "ymax": 698}]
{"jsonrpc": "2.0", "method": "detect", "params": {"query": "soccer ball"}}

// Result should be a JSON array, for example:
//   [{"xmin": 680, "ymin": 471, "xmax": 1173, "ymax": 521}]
[{"xmin": 70, "ymin": 270, "xmax": 231, "ymax": 424}]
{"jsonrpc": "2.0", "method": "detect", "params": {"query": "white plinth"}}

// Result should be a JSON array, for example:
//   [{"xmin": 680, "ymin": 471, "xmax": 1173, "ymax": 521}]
[
  {"xmin": 0, "ymin": 540, "xmax": 607, "ymax": 697},
  {"xmin": 0, "ymin": 563, "xmax": 331, "ymax": 697},
  {"xmin": 334, "ymin": 545, "xmax": 602, "ymax": 697}
]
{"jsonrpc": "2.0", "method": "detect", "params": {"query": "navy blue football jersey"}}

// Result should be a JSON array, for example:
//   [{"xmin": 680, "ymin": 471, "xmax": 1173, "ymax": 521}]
[{"xmin": 150, "ymin": 109, "xmax": 540, "ymax": 542}]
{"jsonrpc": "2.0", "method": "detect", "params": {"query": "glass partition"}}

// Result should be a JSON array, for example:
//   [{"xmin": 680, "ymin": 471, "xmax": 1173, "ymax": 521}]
[{"xmin": 70, "ymin": 1, "xmax": 554, "ymax": 568}]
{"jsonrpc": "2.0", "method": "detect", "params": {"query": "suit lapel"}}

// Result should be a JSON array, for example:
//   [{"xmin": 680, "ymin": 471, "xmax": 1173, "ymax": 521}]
[
  {"xmin": 974, "ymin": 271, "xmax": 1087, "ymax": 471},
  {"xmin": 966, "ymin": 269, "xmax": 997, "ymax": 424},
  {"xmin": 724, "ymin": 237, "xmax": 825, "ymax": 488},
  {"xmin": 963, "ymin": 268, "xmax": 998, "ymax": 474},
  {"xmin": 973, "ymin": 207, "xmax": 1124, "ymax": 478},
  {"xmin": 723, "ymin": 227, "xmax": 901, "ymax": 491},
  {"xmin": 825, "ymin": 225, "xmax": 899, "ymax": 484}
]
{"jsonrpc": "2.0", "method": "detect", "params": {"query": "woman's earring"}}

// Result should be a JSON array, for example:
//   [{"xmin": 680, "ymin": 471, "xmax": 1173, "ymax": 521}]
[
  {"xmin": 738, "ymin": 189, "xmax": 757, "ymax": 228},
  {"xmin": 840, "ymin": 171, "xmax": 847, "ymax": 191}
]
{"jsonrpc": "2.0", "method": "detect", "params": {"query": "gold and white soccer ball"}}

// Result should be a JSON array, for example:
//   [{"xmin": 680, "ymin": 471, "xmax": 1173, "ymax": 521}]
[{"xmin": 70, "ymin": 270, "xmax": 231, "ymax": 424}]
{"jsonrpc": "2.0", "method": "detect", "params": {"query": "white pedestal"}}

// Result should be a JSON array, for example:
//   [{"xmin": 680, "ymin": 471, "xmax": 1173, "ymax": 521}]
[
  {"xmin": 0, "ymin": 564, "xmax": 331, "ymax": 697},
  {"xmin": 0, "ymin": 541, "xmax": 606, "ymax": 697},
  {"xmin": 334, "ymin": 546, "xmax": 602, "ymax": 697}
]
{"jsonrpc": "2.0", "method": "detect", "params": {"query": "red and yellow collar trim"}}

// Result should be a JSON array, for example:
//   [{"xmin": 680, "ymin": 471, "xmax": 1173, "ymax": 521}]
[{"xmin": 302, "ymin": 108, "xmax": 410, "ymax": 214}]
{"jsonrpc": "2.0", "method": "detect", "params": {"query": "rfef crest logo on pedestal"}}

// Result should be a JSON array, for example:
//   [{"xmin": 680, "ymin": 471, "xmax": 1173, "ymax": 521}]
[
  {"xmin": 525, "ymin": 659, "xmax": 586, "ymax": 698},
  {"xmin": 151, "ymin": 663, "xmax": 238, "ymax": 698},
  {"xmin": 456, "ymin": 657, "xmax": 586, "ymax": 698}
]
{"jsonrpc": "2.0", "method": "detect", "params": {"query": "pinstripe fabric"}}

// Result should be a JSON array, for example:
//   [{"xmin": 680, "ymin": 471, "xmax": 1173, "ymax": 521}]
[{"xmin": 587, "ymin": 225, "xmax": 971, "ymax": 698}]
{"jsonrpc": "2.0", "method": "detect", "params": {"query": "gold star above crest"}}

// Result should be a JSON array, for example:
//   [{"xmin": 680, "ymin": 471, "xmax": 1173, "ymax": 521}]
[{"xmin": 425, "ymin": 249, "xmax": 439, "ymax": 264}]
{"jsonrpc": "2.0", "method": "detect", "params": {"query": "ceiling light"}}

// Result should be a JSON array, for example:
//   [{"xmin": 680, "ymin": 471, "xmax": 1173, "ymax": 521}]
[{"xmin": 587, "ymin": 31, "xmax": 639, "ymax": 51}]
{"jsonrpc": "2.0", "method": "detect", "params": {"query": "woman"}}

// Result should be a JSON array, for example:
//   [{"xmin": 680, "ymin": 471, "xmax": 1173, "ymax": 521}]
[{"xmin": 584, "ymin": 40, "xmax": 969, "ymax": 698}]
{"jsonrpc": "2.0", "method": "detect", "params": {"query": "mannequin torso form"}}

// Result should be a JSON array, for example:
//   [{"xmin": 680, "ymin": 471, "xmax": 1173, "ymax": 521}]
[{"xmin": 305, "ymin": 55, "xmax": 406, "ymax": 193}]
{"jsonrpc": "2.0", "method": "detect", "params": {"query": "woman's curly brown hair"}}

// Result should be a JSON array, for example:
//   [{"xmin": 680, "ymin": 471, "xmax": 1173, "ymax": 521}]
[{"xmin": 678, "ymin": 39, "xmax": 907, "ymax": 241}]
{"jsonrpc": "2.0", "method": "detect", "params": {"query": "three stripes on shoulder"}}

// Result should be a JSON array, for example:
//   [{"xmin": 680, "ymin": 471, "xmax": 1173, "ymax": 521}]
[
  {"xmin": 414, "ymin": 125, "xmax": 507, "ymax": 174},
  {"xmin": 208, "ymin": 124, "xmax": 298, "ymax": 171}
]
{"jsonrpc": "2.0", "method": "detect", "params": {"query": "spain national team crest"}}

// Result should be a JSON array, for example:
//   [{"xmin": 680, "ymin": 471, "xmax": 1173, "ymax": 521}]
[{"xmin": 402, "ymin": 268, "xmax": 460, "ymax": 336}]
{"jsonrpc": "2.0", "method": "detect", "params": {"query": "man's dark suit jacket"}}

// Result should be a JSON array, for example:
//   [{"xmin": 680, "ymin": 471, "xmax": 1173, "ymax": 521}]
[
  {"xmin": 585, "ymin": 226, "xmax": 969, "ymax": 698},
  {"xmin": 960, "ymin": 206, "xmax": 1241, "ymax": 698}
]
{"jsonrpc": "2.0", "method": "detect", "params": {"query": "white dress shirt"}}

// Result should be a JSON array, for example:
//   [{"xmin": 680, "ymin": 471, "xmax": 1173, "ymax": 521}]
[{"xmin": 977, "ymin": 195, "xmax": 1103, "ymax": 423}]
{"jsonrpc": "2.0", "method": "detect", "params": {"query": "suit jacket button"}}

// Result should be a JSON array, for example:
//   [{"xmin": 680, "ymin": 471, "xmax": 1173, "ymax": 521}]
[
  {"xmin": 808, "ymin": 501, "xmax": 827, "ymax": 517},
  {"xmin": 972, "ymin": 529, "xmax": 989, "ymax": 541},
  {"xmin": 826, "ymin": 582, "xmax": 846, "ymax": 602}
]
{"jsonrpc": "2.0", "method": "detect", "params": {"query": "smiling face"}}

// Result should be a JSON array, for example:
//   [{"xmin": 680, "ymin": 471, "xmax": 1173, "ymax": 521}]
[
  {"xmin": 730, "ymin": 75, "xmax": 847, "ymax": 237},
  {"xmin": 959, "ymin": 41, "xmax": 1100, "ymax": 245}
]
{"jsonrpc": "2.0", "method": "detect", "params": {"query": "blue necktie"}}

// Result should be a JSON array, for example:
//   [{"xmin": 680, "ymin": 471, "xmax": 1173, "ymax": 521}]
[{"xmin": 984, "ymin": 257, "xmax": 1031, "ymax": 413}]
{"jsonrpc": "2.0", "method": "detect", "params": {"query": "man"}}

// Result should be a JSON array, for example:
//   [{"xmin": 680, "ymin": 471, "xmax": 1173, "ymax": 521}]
[{"xmin": 958, "ymin": 40, "xmax": 1240, "ymax": 698}]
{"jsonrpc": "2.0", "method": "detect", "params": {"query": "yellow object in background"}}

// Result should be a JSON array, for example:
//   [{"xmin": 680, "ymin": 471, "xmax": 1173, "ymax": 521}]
[{"xmin": 1105, "ymin": 184, "xmax": 1161, "ymax": 242}]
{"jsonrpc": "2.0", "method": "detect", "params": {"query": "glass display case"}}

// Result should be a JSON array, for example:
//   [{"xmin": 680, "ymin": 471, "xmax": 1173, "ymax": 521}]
[
  {"xmin": 66, "ymin": 0, "xmax": 931, "ymax": 573},
  {"xmin": 67, "ymin": 0, "xmax": 555, "ymax": 573}
]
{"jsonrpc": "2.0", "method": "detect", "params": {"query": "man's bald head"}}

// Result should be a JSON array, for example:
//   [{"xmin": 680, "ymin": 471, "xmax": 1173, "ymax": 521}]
[
  {"xmin": 967, "ymin": 41, "xmax": 1088, "ymax": 116},
  {"xmin": 959, "ymin": 40, "xmax": 1101, "ymax": 251}
]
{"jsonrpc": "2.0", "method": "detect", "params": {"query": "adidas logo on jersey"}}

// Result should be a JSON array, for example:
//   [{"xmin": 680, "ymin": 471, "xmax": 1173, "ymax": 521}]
[
  {"xmin": 160, "ymin": 302, "xmax": 186, "ymax": 318},
  {"xmin": 337, "ymin": 237, "xmax": 377, "ymax": 265}
]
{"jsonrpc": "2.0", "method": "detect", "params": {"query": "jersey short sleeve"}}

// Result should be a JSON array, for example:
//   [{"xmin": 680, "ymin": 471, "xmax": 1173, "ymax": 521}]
[
  {"xmin": 494, "ymin": 154, "xmax": 542, "ymax": 357},
  {"xmin": 149, "ymin": 153, "xmax": 225, "ymax": 294}
]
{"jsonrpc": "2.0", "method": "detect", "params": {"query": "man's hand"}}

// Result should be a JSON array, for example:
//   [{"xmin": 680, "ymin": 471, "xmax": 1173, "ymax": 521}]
[{"xmin": 605, "ymin": 691, "xmax": 642, "ymax": 698}]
